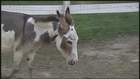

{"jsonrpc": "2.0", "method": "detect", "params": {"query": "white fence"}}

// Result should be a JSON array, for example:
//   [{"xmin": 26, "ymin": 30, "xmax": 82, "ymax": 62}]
[{"xmin": 1, "ymin": 3, "xmax": 139, "ymax": 15}]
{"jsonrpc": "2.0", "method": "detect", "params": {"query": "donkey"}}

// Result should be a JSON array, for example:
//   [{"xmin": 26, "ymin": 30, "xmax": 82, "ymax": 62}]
[{"xmin": 1, "ymin": 7, "xmax": 79, "ymax": 78}]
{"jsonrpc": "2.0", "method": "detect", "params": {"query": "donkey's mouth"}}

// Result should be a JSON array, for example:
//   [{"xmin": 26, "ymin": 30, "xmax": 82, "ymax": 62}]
[{"xmin": 68, "ymin": 59, "xmax": 77, "ymax": 66}]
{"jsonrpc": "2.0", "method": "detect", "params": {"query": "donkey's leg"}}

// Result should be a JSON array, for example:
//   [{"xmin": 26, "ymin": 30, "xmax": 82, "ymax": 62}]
[
  {"xmin": 27, "ymin": 52, "xmax": 36, "ymax": 78},
  {"xmin": 8, "ymin": 51, "xmax": 24, "ymax": 77}
]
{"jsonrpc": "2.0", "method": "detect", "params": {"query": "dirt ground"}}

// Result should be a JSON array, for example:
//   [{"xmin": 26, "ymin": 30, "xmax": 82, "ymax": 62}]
[{"xmin": 1, "ymin": 35, "xmax": 139, "ymax": 78}]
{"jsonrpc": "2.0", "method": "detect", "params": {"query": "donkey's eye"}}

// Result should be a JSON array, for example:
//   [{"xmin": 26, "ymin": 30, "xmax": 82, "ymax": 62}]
[{"xmin": 67, "ymin": 41, "xmax": 72, "ymax": 45}]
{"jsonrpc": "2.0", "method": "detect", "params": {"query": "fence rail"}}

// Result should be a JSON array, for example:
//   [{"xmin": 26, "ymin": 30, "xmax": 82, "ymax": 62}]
[{"xmin": 1, "ymin": 3, "xmax": 139, "ymax": 15}]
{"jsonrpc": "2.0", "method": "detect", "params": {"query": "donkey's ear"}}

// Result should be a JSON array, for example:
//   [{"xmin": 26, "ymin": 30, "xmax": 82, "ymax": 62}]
[
  {"xmin": 56, "ymin": 10, "xmax": 61, "ymax": 18},
  {"xmin": 65, "ymin": 7, "xmax": 70, "ymax": 14},
  {"xmin": 65, "ymin": 7, "xmax": 74, "ymax": 26}
]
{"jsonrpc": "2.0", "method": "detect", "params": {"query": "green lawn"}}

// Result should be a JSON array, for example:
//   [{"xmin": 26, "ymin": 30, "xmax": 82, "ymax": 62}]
[
  {"xmin": 72, "ymin": 12, "xmax": 139, "ymax": 41},
  {"xmin": 34, "ymin": 12, "xmax": 139, "ymax": 41}
]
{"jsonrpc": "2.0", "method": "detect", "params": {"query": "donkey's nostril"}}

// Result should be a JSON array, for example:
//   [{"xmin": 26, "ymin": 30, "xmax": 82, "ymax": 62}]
[
  {"xmin": 68, "ymin": 59, "xmax": 76, "ymax": 66},
  {"xmin": 67, "ymin": 41, "xmax": 72, "ymax": 45}
]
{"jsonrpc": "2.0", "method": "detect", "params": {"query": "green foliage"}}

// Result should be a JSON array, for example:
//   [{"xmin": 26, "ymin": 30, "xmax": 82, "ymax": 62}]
[
  {"xmin": 1, "ymin": 1, "xmax": 62, "ymax": 5},
  {"xmin": 2, "ymin": 1, "xmax": 138, "ymax": 5},
  {"xmin": 71, "ymin": 1, "xmax": 138, "ymax": 4}
]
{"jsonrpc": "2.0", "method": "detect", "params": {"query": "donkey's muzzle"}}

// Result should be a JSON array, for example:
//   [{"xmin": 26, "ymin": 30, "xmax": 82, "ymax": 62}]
[{"xmin": 68, "ymin": 59, "xmax": 77, "ymax": 66}]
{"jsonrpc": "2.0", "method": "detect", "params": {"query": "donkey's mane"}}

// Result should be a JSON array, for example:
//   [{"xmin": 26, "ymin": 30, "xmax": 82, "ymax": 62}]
[{"xmin": 34, "ymin": 15, "xmax": 59, "ymax": 22}]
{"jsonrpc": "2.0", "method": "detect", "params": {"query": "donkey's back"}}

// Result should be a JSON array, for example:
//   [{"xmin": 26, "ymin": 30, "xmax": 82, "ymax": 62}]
[{"xmin": 2, "ymin": 11, "xmax": 26, "ymax": 53}]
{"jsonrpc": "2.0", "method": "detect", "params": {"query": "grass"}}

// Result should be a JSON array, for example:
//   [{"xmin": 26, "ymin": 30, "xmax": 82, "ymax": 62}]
[
  {"xmin": 72, "ymin": 12, "xmax": 139, "ymax": 41},
  {"xmin": 35, "ymin": 12, "xmax": 139, "ymax": 41}
]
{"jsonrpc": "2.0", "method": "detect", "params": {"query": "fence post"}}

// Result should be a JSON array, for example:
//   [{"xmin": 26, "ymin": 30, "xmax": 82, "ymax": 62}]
[{"xmin": 63, "ymin": 1, "xmax": 70, "ymax": 14}]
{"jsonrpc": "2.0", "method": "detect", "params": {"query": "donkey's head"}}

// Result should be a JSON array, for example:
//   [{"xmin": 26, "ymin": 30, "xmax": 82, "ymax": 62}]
[{"xmin": 55, "ymin": 7, "xmax": 79, "ymax": 66}]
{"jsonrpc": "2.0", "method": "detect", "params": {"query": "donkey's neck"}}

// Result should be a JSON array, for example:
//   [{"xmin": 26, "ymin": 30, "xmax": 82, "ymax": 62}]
[{"xmin": 34, "ymin": 21, "xmax": 59, "ymax": 44}]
